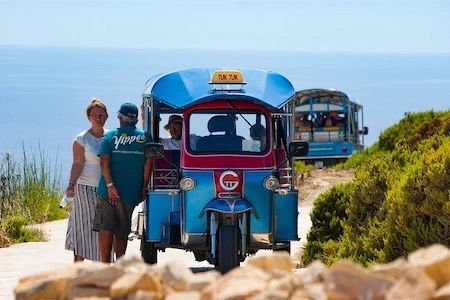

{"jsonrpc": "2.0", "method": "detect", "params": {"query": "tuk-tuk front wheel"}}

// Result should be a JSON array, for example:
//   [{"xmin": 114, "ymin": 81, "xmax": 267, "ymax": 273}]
[
  {"xmin": 216, "ymin": 224, "xmax": 239, "ymax": 274},
  {"xmin": 141, "ymin": 232, "xmax": 157, "ymax": 264}
]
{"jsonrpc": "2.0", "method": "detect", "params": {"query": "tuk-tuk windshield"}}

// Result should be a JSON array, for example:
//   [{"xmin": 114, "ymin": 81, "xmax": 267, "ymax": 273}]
[{"xmin": 188, "ymin": 111, "xmax": 268, "ymax": 154}]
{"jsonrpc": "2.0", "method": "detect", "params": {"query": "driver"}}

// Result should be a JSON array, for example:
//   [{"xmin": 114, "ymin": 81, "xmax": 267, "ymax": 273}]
[{"xmin": 249, "ymin": 124, "xmax": 267, "ymax": 151}]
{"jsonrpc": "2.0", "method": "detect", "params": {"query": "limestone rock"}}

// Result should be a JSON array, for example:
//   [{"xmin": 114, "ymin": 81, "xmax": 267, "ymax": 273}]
[
  {"xmin": 247, "ymin": 251, "xmax": 294, "ymax": 272},
  {"xmin": 433, "ymin": 283, "xmax": 450, "ymax": 300},
  {"xmin": 299, "ymin": 260, "xmax": 328, "ymax": 285},
  {"xmin": 325, "ymin": 260, "xmax": 394, "ymax": 300},
  {"xmin": 201, "ymin": 266, "xmax": 271, "ymax": 300},
  {"xmin": 161, "ymin": 260, "xmax": 194, "ymax": 291},
  {"xmin": 110, "ymin": 272, "xmax": 162, "ymax": 299},
  {"xmin": 165, "ymin": 291, "xmax": 201, "ymax": 300},
  {"xmin": 188, "ymin": 271, "xmax": 221, "ymax": 291},
  {"xmin": 408, "ymin": 243, "xmax": 450, "ymax": 288},
  {"xmin": 68, "ymin": 286, "xmax": 110, "ymax": 298},
  {"xmin": 370, "ymin": 257, "xmax": 408, "ymax": 280},
  {"xmin": 385, "ymin": 266, "xmax": 436, "ymax": 300}
]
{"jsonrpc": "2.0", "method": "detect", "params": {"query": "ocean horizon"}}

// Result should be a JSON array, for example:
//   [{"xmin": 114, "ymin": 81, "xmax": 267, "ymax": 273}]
[{"xmin": 1, "ymin": 45, "xmax": 449, "ymax": 184}]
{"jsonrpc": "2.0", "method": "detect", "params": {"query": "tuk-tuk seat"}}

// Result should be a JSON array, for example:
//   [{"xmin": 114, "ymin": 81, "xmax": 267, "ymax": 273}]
[
  {"xmin": 196, "ymin": 116, "xmax": 244, "ymax": 151},
  {"xmin": 152, "ymin": 150, "xmax": 180, "ymax": 189}
]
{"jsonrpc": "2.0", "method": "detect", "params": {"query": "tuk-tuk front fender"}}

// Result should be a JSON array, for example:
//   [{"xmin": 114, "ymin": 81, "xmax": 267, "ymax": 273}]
[{"xmin": 198, "ymin": 198, "xmax": 253, "ymax": 218}]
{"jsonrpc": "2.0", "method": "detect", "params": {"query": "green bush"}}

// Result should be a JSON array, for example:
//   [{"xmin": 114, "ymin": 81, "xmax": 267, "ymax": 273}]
[
  {"xmin": 1, "ymin": 215, "xmax": 45, "ymax": 243},
  {"xmin": 0, "ymin": 146, "xmax": 66, "ymax": 246},
  {"xmin": 302, "ymin": 182, "xmax": 352, "ymax": 265},
  {"xmin": 302, "ymin": 110, "xmax": 450, "ymax": 267}
]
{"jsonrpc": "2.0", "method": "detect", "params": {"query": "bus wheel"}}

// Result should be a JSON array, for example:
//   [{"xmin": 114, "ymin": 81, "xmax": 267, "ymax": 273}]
[
  {"xmin": 141, "ymin": 232, "xmax": 157, "ymax": 264},
  {"xmin": 216, "ymin": 224, "xmax": 239, "ymax": 274}
]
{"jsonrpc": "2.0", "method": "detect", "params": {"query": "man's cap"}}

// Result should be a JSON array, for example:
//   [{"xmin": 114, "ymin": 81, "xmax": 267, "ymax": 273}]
[
  {"xmin": 164, "ymin": 115, "xmax": 183, "ymax": 130},
  {"xmin": 118, "ymin": 103, "xmax": 138, "ymax": 119}
]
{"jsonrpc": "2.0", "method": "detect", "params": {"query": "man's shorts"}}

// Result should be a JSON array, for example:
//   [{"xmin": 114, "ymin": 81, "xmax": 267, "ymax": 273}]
[{"xmin": 93, "ymin": 196, "xmax": 134, "ymax": 240}]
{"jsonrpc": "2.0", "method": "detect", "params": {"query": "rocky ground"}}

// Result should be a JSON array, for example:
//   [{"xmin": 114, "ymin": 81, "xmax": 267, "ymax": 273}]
[{"xmin": 297, "ymin": 168, "xmax": 355, "ymax": 204}]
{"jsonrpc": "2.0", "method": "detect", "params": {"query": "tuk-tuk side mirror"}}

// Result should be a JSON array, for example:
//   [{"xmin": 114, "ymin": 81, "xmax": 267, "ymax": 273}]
[
  {"xmin": 359, "ymin": 126, "xmax": 369, "ymax": 135},
  {"xmin": 289, "ymin": 141, "xmax": 309, "ymax": 157},
  {"xmin": 144, "ymin": 142, "xmax": 165, "ymax": 159}
]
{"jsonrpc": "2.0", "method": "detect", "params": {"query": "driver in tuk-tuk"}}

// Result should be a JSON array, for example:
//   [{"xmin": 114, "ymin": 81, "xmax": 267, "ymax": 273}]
[{"xmin": 250, "ymin": 124, "xmax": 267, "ymax": 151}]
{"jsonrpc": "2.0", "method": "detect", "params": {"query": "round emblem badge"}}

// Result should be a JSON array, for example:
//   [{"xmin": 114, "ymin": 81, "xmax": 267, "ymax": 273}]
[{"xmin": 219, "ymin": 170, "xmax": 240, "ymax": 191}]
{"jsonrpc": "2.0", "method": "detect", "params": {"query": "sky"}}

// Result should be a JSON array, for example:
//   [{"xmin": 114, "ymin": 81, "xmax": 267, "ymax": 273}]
[{"xmin": 1, "ymin": 0, "xmax": 450, "ymax": 53}]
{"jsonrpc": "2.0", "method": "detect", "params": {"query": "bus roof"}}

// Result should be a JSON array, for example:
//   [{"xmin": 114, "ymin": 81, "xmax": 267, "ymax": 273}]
[
  {"xmin": 142, "ymin": 68, "xmax": 295, "ymax": 111},
  {"xmin": 292, "ymin": 88, "xmax": 362, "ymax": 109}
]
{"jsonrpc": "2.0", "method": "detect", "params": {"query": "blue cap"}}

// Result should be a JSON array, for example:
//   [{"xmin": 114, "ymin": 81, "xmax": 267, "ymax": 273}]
[{"xmin": 118, "ymin": 103, "xmax": 138, "ymax": 118}]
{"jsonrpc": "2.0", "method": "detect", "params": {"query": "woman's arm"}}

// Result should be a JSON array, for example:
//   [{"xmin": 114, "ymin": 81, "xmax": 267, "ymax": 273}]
[{"xmin": 66, "ymin": 141, "xmax": 85, "ymax": 197}]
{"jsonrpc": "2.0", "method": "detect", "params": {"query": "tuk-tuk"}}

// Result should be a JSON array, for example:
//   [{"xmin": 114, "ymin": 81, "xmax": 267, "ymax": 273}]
[{"xmin": 138, "ymin": 68, "xmax": 308, "ymax": 273}]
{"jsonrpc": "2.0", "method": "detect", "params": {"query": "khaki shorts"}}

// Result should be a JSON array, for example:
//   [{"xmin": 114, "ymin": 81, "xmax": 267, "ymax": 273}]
[{"xmin": 93, "ymin": 196, "xmax": 134, "ymax": 240}]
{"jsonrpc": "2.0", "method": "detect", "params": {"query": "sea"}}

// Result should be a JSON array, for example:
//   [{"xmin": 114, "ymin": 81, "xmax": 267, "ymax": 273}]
[{"xmin": 0, "ymin": 46, "xmax": 449, "ymax": 185}]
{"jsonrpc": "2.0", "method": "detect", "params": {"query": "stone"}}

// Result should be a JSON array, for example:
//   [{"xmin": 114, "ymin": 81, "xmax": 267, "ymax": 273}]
[
  {"xmin": 408, "ymin": 243, "xmax": 450, "ymax": 288},
  {"xmin": 109, "ymin": 272, "xmax": 162, "ymax": 298},
  {"xmin": 165, "ymin": 291, "xmax": 201, "ymax": 300},
  {"xmin": 385, "ymin": 266, "xmax": 436, "ymax": 300},
  {"xmin": 127, "ymin": 289, "xmax": 159, "ymax": 300},
  {"xmin": 161, "ymin": 260, "xmax": 194, "ymax": 291},
  {"xmin": 68, "ymin": 286, "xmax": 110, "ymax": 298},
  {"xmin": 370, "ymin": 257, "xmax": 408, "ymax": 280},
  {"xmin": 325, "ymin": 260, "xmax": 394, "ymax": 300},
  {"xmin": 15, "ymin": 263, "xmax": 106, "ymax": 300},
  {"xmin": 188, "ymin": 270, "xmax": 221, "ymax": 291},
  {"xmin": 249, "ymin": 289, "xmax": 290, "ymax": 299},
  {"xmin": 247, "ymin": 252, "xmax": 294, "ymax": 272},
  {"xmin": 299, "ymin": 260, "xmax": 328, "ymax": 285},
  {"xmin": 201, "ymin": 266, "xmax": 271, "ymax": 300},
  {"xmin": 433, "ymin": 283, "xmax": 450, "ymax": 300}
]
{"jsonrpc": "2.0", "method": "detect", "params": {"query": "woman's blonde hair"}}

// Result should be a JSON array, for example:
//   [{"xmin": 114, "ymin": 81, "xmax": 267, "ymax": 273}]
[{"xmin": 86, "ymin": 97, "xmax": 108, "ymax": 118}]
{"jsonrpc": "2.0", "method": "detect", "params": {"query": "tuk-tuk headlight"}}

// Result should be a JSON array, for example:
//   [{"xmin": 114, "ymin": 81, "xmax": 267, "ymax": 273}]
[
  {"xmin": 180, "ymin": 176, "xmax": 195, "ymax": 191},
  {"xmin": 263, "ymin": 176, "xmax": 279, "ymax": 191}
]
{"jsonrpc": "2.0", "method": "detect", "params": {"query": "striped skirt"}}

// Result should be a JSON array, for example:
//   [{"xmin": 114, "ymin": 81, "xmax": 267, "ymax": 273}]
[{"xmin": 65, "ymin": 184, "xmax": 101, "ymax": 261}]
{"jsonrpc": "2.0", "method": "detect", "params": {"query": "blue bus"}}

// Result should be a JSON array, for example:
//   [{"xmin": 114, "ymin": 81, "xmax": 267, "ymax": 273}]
[{"xmin": 283, "ymin": 89, "xmax": 368, "ymax": 167}]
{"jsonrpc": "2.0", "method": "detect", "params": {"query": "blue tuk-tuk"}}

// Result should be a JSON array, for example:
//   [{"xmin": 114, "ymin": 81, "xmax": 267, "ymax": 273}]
[{"xmin": 138, "ymin": 68, "xmax": 308, "ymax": 273}]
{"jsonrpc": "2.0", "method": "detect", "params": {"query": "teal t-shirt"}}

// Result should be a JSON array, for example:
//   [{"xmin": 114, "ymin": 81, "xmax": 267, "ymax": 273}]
[{"xmin": 97, "ymin": 125, "xmax": 152, "ymax": 207}]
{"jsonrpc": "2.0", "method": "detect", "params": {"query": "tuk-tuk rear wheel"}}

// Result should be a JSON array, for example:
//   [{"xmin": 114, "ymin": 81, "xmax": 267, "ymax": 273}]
[
  {"xmin": 273, "ymin": 242, "xmax": 291, "ymax": 254},
  {"xmin": 141, "ymin": 232, "xmax": 157, "ymax": 264},
  {"xmin": 216, "ymin": 224, "xmax": 239, "ymax": 274}
]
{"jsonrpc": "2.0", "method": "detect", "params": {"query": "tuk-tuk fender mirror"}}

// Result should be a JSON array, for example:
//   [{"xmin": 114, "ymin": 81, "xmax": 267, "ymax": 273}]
[
  {"xmin": 289, "ymin": 141, "xmax": 309, "ymax": 157},
  {"xmin": 144, "ymin": 142, "xmax": 165, "ymax": 159}
]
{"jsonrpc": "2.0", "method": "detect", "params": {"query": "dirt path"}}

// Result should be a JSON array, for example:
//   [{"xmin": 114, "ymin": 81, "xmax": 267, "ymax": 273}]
[{"xmin": 290, "ymin": 169, "xmax": 355, "ymax": 264}]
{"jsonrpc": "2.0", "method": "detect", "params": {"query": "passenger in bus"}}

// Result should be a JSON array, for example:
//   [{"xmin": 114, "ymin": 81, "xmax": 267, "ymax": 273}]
[
  {"xmin": 314, "ymin": 113, "xmax": 327, "ymax": 127},
  {"xmin": 160, "ymin": 114, "xmax": 183, "ymax": 150},
  {"xmin": 295, "ymin": 113, "xmax": 312, "ymax": 129},
  {"xmin": 325, "ymin": 111, "xmax": 345, "ymax": 127}
]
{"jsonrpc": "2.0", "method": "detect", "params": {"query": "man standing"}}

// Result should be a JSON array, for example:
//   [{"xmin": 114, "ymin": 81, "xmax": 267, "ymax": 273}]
[{"xmin": 95, "ymin": 102, "xmax": 152, "ymax": 263}]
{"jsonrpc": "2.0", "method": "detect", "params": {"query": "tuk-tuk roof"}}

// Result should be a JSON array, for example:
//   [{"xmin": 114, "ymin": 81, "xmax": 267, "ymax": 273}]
[
  {"xmin": 142, "ymin": 68, "xmax": 295, "ymax": 111},
  {"xmin": 293, "ymin": 88, "xmax": 362, "ymax": 109}
]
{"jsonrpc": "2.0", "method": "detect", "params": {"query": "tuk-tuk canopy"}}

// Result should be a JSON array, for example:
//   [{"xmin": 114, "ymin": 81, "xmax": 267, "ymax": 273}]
[
  {"xmin": 142, "ymin": 68, "xmax": 295, "ymax": 111},
  {"xmin": 292, "ymin": 89, "xmax": 362, "ymax": 110}
]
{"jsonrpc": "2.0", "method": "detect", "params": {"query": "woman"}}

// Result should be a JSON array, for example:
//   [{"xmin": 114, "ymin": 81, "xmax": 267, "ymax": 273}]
[{"xmin": 65, "ymin": 98, "xmax": 108, "ymax": 262}]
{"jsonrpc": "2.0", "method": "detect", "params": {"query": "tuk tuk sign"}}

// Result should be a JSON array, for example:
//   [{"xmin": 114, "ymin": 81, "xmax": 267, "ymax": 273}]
[{"xmin": 210, "ymin": 70, "xmax": 246, "ymax": 84}]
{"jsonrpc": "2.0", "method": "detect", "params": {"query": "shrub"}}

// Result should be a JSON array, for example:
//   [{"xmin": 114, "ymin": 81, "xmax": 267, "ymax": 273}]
[
  {"xmin": 0, "ymin": 215, "xmax": 45, "ymax": 244},
  {"xmin": 302, "ymin": 110, "xmax": 450, "ymax": 267},
  {"xmin": 302, "ymin": 182, "xmax": 352, "ymax": 265}
]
